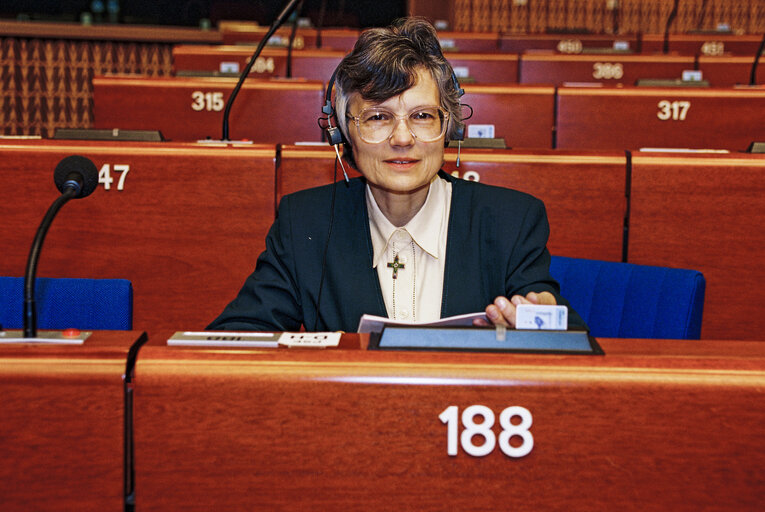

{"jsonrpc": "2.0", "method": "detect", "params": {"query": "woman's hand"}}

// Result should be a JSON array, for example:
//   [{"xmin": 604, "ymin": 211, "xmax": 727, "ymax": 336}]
[{"xmin": 474, "ymin": 292, "xmax": 557, "ymax": 328}]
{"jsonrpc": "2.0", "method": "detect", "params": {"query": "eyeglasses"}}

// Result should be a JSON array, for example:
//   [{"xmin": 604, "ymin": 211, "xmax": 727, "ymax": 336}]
[{"xmin": 346, "ymin": 106, "xmax": 449, "ymax": 144}]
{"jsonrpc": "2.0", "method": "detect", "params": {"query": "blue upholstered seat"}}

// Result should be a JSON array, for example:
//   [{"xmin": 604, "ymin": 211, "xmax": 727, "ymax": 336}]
[
  {"xmin": 550, "ymin": 256, "xmax": 705, "ymax": 339},
  {"xmin": 0, "ymin": 277, "xmax": 133, "ymax": 330}
]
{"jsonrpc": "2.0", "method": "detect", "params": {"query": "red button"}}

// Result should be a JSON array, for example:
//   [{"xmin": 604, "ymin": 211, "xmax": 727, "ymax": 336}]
[{"xmin": 62, "ymin": 328, "xmax": 81, "ymax": 338}]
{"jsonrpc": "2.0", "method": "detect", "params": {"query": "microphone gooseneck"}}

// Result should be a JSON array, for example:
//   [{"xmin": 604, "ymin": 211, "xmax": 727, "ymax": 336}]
[
  {"xmin": 24, "ymin": 155, "xmax": 98, "ymax": 337},
  {"xmin": 286, "ymin": 0, "xmax": 304, "ymax": 79},
  {"xmin": 750, "ymin": 33, "xmax": 765, "ymax": 86},
  {"xmin": 221, "ymin": 0, "xmax": 303, "ymax": 140},
  {"xmin": 663, "ymin": 0, "xmax": 680, "ymax": 54}
]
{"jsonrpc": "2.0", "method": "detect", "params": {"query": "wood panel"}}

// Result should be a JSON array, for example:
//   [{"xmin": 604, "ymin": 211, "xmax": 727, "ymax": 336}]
[
  {"xmin": 0, "ymin": 19, "xmax": 221, "ymax": 43},
  {"xmin": 0, "ymin": 331, "xmax": 144, "ymax": 511},
  {"xmin": 444, "ymin": 53, "xmax": 520, "ymax": 83},
  {"xmin": 218, "ymin": 22, "xmax": 359, "ymax": 50},
  {"xmin": 641, "ymin": 33, "xmax": 765, "ymax": 56},
  {"xmin": 697, "ymin": 55, "xmax": 765, "ymax": 86},
  {"xmin": 436, "ymin": 31, "xmax": 501, "ymax": 52},
  {"xmin": 628, "ymin": 151, "xmax": 765, "ymax": 340},
  {"xmin": 132, "ymin": 337, "xmax": 765, "ymax": 511},
  {"xmin": 500, "ymin": 34, "xmax": 639, "ymax": 53},
  {"xmin": 172, "ymin": 46, "xmax": 346, "ymax": 82},
  {"xmin": 520, "ymin": 53, "xmax": 696, "ymax": 85},
  {"xmin": 92, "ymin": 76, "xmax": 325, "ymax": 143},
  {"xmin": 172, "ymin": 45, "xmax": 518, "ymax": 84},
  {"xmin": 461, "ymin": 84, "xmax": 554, "ymax": 147},
  {"xmin": 556, "ymin": 86, "xmax": 765, "ymax": 150},
  {"xmin": 0, "ymin": 140, "xmax": 276, "ymax": 337},
  {"xmin": 277, "ymin": 146, "xmax": 626, "ymax": 261},
  {"xmin": 172, "ymin": 45, "xmax": 290, "ymax": 76}
]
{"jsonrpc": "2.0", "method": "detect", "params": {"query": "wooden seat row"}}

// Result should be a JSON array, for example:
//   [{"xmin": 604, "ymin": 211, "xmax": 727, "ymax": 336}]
[
  {"xmin": 171, "ymin": 45, "xmax": 765, "ymax": 86},
  {"xmin": 217, "ymin": 23, "xmax": 765, "ymax": 57},
  {"xmin": 92, "ymin": 76, "xmax": 765, "ymax": 151},
  {"xmin": 1, "ymin": 140, "xmax": 764, "ymax": 341}
]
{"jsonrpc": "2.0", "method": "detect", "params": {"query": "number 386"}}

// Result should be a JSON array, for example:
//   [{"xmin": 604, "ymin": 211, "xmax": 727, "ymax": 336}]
[{"xmin": 439, "ymin": 405, "xmax": 533, "ymax": 458}]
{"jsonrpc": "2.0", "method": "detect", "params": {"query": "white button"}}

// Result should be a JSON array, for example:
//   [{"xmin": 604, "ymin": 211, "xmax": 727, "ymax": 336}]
[
  {"xmin": 398, "ymin": 254, "xmax": 408, "ymax": 264},
  {"xmin": 396, "ymin": 231, "xmax": 409, "ymax": 242},
  {"xmin": 399, "ymin": 308, "xmax": 410, "ymax": 319}
]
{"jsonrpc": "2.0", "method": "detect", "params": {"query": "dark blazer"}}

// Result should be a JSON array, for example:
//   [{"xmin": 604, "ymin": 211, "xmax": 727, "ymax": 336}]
[{"xmin": 208, "ymin": 171, "xmax": 585, "ymax": 332}]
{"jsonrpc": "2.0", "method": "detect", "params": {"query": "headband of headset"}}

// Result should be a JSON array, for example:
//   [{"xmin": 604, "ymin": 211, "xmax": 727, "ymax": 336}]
[{"xmin": 322, "ymin": 65, "xmax": 465, "ymax": 146}]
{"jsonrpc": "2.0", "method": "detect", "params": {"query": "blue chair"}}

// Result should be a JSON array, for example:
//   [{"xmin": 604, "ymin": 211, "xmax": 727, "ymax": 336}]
[
  {"xmin": 550, "ymin": 256, "xmax": 705, "ymax": 339},
  {"xmin": 0, "ymin": 277, "xmax": 133, "ymax": 330}
]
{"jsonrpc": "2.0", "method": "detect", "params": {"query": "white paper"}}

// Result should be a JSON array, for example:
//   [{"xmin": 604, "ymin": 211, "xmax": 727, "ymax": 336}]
[{"xmin": 357, "ymin": 312, "xmax": 488, "ymax": 334}]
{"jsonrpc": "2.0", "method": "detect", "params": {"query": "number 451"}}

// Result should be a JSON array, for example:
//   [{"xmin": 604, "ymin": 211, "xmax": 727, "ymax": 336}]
[{"xmin": 98, "ymin": 164, "xmax": 130, "ymax": 191}]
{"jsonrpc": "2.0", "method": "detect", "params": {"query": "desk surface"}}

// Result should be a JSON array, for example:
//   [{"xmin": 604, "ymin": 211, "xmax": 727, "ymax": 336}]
[
  {"xmin": 0, "ymin": 331, "xmax": 145, "ymax": 511},
  {"xmin": 133, "ymin": 336, "xmax": 765, "ymax": 511}
]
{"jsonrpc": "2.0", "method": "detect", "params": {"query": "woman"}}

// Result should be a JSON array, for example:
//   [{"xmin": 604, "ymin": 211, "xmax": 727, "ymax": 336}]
[{"xmin": 208, "ymin": 18, "xmax": 584, "ymax": 332}]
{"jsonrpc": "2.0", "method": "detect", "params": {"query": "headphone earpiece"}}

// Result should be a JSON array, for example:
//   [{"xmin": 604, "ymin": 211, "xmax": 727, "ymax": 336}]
[
  {"xmin": 449, "ymin": 72, "xmax": 466, "ymax": 143},
  {"xmin": 325, "ymin": 125, "xmax": 344, "ymax": 146}
]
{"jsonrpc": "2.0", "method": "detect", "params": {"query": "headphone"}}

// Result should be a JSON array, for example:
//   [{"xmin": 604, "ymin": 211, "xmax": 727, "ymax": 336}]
[
  {"xmin": 320, "ymin": 65, "xmax": 466, "ymax": 148},
  {"xmin": 321, "ymin": 65, "xmax": 346, "ymax": 147}
]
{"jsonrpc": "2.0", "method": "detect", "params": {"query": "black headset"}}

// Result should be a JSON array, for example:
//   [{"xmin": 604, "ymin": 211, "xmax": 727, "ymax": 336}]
[{"xmin": 321, "ymin": 65, "xmax": 466, "ymax": 148}]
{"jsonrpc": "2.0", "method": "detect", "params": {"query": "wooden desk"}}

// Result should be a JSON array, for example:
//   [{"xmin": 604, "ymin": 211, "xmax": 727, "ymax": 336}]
[
  {"xmin": 172, "ymin": 46, "xmax": 290, "ymax": 76},
  {"xmin": 445, "ymin": 53, "xmax": 519, "ymax": 83},
  {"xmin": 556, "ymin": 86, "xmax": 765, "ymax": 151},
  {"xmin": 0, "ymin": 140, "xmax": 276, "ymax": 336},
  {"xmin": 520, "ymin": 53, "xmax": 695, "ymax": 86},
  {"xmin": 437, "ymin": 31, "xmax": 501, "ymax": 53},
  {"xmin": 0, "ymin": 19, "xmax": 221, "ymax": 43},
  {"xmin": 501, "ymin": 34, "xmax": 639, "ymax": 54},
  {"xmin": 172, "ymin": 46, "xmax": 346, "ymax": 82},
  {"xmin": 277, "ymin": 146, "xmax": 626, "ymax": 261},
  {"xmin": 218, "ymin": 22, "xmax": 359, "ymax": 50},
  {"xmin": 132, "ymin": 336, "xmax": 765, "ymax": 510},
  {"xmin": 92, "ymin": 75, "xmax": 325, "ymax": 143},
  {"xmin": 641, "ymin": 34, "xmax": 765, "ymax": 56},
  {"xmin": 697, "ymin": 55, "xmax": 764, "ymax": 86},
  {"xmin": 0, "ymin": 331, "xmax": 146, "ymax": 511},
  {"xmin": 462, "ymin": 84, "xmax": 554, "ymax": 147},
  {"xmin": 172, "ymin": 46, "xmax": 518, "ymax": 85},
  {"xmin": 628, "ymin": 151, "xmax": 765, "ymax": 340}
]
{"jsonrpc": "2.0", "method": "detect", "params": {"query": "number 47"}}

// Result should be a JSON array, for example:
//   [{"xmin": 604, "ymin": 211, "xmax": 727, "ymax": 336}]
[{"xmin": 98, "ymin": 164, "xmax": 130, "ymax": 191}]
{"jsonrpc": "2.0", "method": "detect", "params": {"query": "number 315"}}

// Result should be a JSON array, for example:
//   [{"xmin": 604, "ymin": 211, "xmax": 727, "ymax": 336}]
[{"xmin": 439, "ymin": 405, "xmax": 533, "ymax": 458}]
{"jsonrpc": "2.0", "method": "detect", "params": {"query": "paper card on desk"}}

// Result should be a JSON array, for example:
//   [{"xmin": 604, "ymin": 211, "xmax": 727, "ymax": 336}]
[
  {"xmin": 168, "ymin": 331, "xmax": 280, "ymax": 348},
  {"xmin": 278, "ymin": 332, "xmax": 342, "ymax": 348},
  {"xmin": 0, "ymin": 330, "xmax": 90, "ymax": 344},
  {"xmin": 515, "ymin": 305, "xmax": 567, "ymax": 330},
  {"xmin": 357, "ymin": 312, "xmax": 488, "ymax": 334}
]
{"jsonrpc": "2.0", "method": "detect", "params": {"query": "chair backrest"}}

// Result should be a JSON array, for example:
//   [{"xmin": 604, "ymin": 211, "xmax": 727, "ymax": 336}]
[
  {"xmin": 0, "ymin": 277, "xmax": 133, "ymax": 330},
  {"xmin": 550, "ymin": 256, "xmax": 705, "ymax": 339}
]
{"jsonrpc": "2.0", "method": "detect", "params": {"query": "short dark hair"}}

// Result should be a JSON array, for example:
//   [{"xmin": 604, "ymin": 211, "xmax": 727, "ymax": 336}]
[{"xmin": 333, "ymin": 17, "xmax": 462, "ymax": 165}]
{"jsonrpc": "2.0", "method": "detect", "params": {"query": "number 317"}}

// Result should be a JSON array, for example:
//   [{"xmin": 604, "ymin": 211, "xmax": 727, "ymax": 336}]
[{"xmin": 439, "ymin": 405, "xmax": 533, "ymax": 458}]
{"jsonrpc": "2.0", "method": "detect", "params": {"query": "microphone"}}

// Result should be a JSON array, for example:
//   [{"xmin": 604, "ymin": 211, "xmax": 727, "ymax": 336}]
[
  {"xmin": 750, "ymin": 33, "xmax": 765, "ymax": 86},
  {"xmin": 663, "ymin": 0, "xmax": 680, "ymax": 54},
  {"xmin": 221, "ymin": 0, "xmax": 303, "ymax": 140},
  {"xmin": 24, "ymin": 155, "xmax": 98, "ymax": 337},
  {"xmin": 54, "ymin": 154, "xmax": 99, "ymax": 198},
  {"xmin": 316, "ymin": 0, "xmax": 328, "ymax": 49},
  {"xmin": 286, "ymin": 0, "xmax": 305, "ymax": 79}
]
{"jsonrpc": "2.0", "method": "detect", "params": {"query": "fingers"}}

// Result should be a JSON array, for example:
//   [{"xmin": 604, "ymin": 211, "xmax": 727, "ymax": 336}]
[
  {"xmin": 528, "ymin": 291, "xmax": 557, "ymax": 305},
  {"xmin": 484, "ymin": 292, "xmax": 558, "ymax": 327},
  {"xmin": 486, "ymin": 296, "xmax": 522, "ymax": 327}
]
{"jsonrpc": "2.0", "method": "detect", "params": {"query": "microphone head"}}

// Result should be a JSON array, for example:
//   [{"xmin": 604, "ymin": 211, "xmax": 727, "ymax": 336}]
[{"xmin": 54, "ymin": 155, "xmax": 99, "ymax": 198}]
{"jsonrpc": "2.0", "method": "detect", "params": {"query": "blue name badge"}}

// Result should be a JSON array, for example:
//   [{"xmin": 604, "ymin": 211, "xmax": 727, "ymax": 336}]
[{"xmin": 369, "ymin": 327, "xmax": 603, "ymax": 355}]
